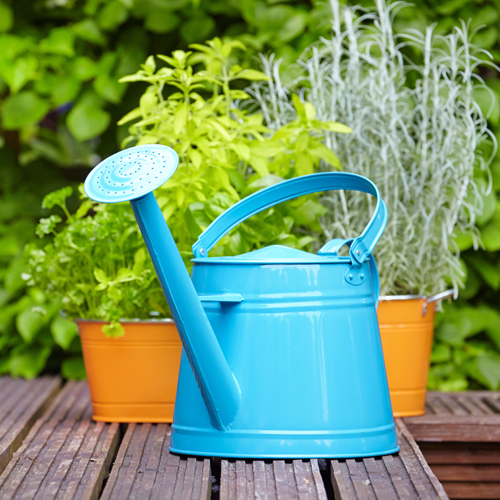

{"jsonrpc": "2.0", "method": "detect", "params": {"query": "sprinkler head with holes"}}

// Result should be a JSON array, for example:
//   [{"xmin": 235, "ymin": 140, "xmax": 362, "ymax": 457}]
[{"xmin": 84, "ymin": 145, "xmax": 179, "ymax": 203}]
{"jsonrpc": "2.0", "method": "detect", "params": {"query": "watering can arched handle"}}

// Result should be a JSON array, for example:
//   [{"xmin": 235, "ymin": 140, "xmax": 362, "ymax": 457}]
[{"xmin": 193, "ymin": 172, "xmax": 387, "ymax": 265}]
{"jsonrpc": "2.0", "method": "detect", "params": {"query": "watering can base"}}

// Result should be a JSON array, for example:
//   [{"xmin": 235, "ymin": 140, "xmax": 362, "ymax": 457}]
[{"xmin": 169, "ymin": 425, "xmax": 399, "ymax": 459}]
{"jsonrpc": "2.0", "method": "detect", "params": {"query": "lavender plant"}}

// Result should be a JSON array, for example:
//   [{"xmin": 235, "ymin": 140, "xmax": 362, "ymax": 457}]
[{"xmin": 248, "ymin": 0, "xmax": 497, "ymax": 297}]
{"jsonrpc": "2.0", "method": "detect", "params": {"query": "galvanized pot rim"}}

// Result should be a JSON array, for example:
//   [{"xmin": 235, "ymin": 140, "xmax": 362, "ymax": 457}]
[
  {"xmin": 379, "ymin": 290, "xmax": 454, "ymax": 302},
  {"xmin": 379, "ymin": 290, "xmax": 454, "ymax": 316},
  {"xmin": 379, "ymin": 294, "xmax": 424, "ymax": 301}
]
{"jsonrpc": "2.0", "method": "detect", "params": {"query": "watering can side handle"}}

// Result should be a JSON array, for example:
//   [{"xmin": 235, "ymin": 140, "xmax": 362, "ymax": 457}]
[{"xmin": 193, "ymin": 172, "xmax": 387, "ymax": 263}]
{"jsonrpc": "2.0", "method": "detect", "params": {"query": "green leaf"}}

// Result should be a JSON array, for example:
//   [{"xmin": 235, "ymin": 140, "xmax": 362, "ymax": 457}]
[
  {"xmin": 6, "ymin": 57, "xmax": 38, "ymax": 93},
  {"xmin": 184, "ymin": 205, "xmax": 210, "ymax": 239},
  {"xmin": 132, "ymin": 248, "xmax": 146, "ymax": 275},
  {"xmin": 62, "ymin": 357, "xmax": 87, "ymax": 380},
  {"xmin": 180, "ymin": 16, "xmax": 215, "ymax": 44},
  {"xmin": 1, "ymin": 91, "xmax": 50, "ymax": 129},
  {"xmin": 0, "ymin": 236, "xmax": 20, "ymax": 257},
  {"xmin": 4, "ymin": 257, "xmax": 28, "ymax": 293},
  {"xmin": 453, "ymin": 231, "xmax": 474, "ymax": 251},
  {"xmin": 93, "ymin": 73, "xmax": 125, "ymax": 104},
  {"xmin": 467, "ymin": 255, "xmax": 500, "ymax": 289},
  {"xmin": 75, "ymin": 199, "xmax": 93, "ymax": 219},
  {"xmin": 249, "ymin": 156, "xmax": 270, "ymax": 177},
  {"xmin": 435, "ymin": 0, "xmax": 468, "ymax": 15},
  {"xmin": 51, "ymin": 315, "xmax": 78, "ymax": 350},
  {"xmin": 0, "ymin": 3, "xmax": 13, "ymax": 32},
  {"xmin": 9, "ymin": 347, "xmax": 51, "ymax": 379},
  {"xmin": 470, "ymin": 5, "xmax": 499, "ymax": 30},
  {"xmin": 67, "ymin": 93, "xmax": 111, "ymax": 141},
  {"xmin": 173, "ymin": 102, "xmax": 188, "ymax": 135},
  {"xmin": 72, "ymin": 56, "xmax": 97, "ymax": 81},
  {"xmin": 16, "ymin": 308, "xmax": 46, "ymax": 343},
  {"xmin": 465, "ymin": 354, "xmax": 500, "ymax": 390},
  {"xmin": 487, "ymin": 320, "xmax": 500, "ymax": 351},
  {"xmin": 311, "ymin": 144, "xmax": 341, "ymax": 169},
  {"xmin": 473, "ymin": 87, "xmax": 500, "ymax": 125},
  {"xmin": 51, "ymin": 77, "xmax": 80, "ymax": 107},
  {"xmin": 102, "ymin": 322, "xmax": 125, "ymax": 338},
  {"xmin": 145, "ymin": 8, "xmax": 180, "ymax": 34},
  {"xmin": 149, "ymin": 0, "xmax": 189, "ymax": 9},
  {"xmin": 436, "ymin": 305, "xmax": 498, "ymax": 346},
  {"xmin": 319, "ymin": 121, "xmax": 353, "ymax": 134},
  {"xmin": 40, "ymin": 27, "xmax": 75, "ymax": 57},
  {"xmin": 292, "ymin": 94, "xmax": 305, "ymax": 119},
  {"xmin": 117, "ymin": 107, "xmax": 142, "ymax": 126},
  {"xmin": 42, "ymin": 186, "xmax": 73, "ymax": 209},
  {"xmin": 98, "ymin": 1, "xmax": 128, "ymax": 30},
  {"xmin": 234, "ymin": 69, "xmax": 270, "ymax": 81},
  {"xmin": 93, "ymin": 268, "xmax": 108, "ymax": 284},
  {"xmin": 472, "ymin": 26, "xmax": 498, "ymax": 50},
  {"xmin": 72, "ymin": 19, "xmax": 106, "ymax": 45},
  {"xmin": 430, "ymin": 343, "xmax": 451, "ymax": 363},
  {"xmin": 477, "ymin": 188, "xmax": 496, "ymax": 226},
  {"xmin": 36, "ymin": 215, "xmax": 62, "ymax": 237}
]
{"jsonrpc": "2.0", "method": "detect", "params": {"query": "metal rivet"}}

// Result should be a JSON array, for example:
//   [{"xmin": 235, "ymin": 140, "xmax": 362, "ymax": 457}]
[
  {"xmin": 349, "ymin": 274, "xmax": 353, "ymax": 280},
  {"xmin": 360, "ymin": 274, "xmax": 365, "ymax": 279},
  {"xmin": 356, "ymin": 250, "xmax": 361, "ymax": 255},
  {"xmin": 200, "ymin": 248, "xmax": 205, "ymax": 256}
]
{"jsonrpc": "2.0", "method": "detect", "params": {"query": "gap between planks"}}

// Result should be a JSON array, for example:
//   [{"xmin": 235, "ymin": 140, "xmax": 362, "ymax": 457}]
[
  {"xmin": 101, "ymin": 423, "xmax": 211, "ymax": 500},
  {"xmin": 330, "ymin": 419, "xmax": 449, "ymax": 500},
  {"xmin": 0, "ymin": 380, "xmax": 120, "ymax": 500},
  {"xmin": 0, "ymin": 376, "xmax": 61, "ymax": 475}
]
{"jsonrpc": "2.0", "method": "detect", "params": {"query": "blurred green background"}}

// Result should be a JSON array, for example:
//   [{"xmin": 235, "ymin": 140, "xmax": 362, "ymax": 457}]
[{"xmin": 1, "ymin": 0, "xmax": 500, "ymax": 389}]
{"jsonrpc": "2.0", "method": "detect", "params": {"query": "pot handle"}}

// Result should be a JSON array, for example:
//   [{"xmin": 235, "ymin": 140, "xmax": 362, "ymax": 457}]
[
  {"xmin": 193, "ymin": 172, "xmax": 387, "ymax": 264},
  {"xmin": 422, "ymin": 289, "xmax": 454, "ymax": 316}
]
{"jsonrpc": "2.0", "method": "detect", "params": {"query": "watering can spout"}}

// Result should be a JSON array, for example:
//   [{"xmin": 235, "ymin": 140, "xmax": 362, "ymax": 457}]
[{"xmin": 84, "ymin": 146, "xmax": 241, "ymax": 430}]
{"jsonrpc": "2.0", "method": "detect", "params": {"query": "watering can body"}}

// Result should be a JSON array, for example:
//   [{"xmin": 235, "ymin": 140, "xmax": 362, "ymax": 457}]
[
  {"xmin": 173, "ymin": 252, "xmax": 396, "ymax": 457},
  {"xmin": 84, "ymin": 145, "xmax": 398, "ymax": 458}
]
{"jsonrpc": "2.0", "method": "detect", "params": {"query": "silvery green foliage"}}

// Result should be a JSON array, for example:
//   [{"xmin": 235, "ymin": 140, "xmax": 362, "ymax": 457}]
[{"xmin": 248, "ymin": 0, "xmax": 497, "ymax": 296}]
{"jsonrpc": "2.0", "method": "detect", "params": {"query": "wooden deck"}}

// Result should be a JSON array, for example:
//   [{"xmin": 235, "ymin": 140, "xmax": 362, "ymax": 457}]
[
  {"xmin": 0, "ymin": 379, "xmax": 498, "ymax": 499},
  {"xmin": 404, "ymin": 392, "xmax": 500, "ymax": 500}
]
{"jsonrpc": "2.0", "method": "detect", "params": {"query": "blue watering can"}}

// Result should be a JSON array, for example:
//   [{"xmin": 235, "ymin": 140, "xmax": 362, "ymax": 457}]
[{"xmin": 84, "ymin": 145, "xmax": 398, "ymax": 458}]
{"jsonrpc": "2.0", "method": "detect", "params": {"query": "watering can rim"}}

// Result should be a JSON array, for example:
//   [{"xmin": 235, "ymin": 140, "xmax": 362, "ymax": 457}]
[{"xmin": 191, "ymin": 243, "xmax": 353, "ymax": 265}]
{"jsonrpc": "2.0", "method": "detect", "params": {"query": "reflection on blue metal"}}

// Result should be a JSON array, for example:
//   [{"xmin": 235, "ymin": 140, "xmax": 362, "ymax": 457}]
[{"xmin": 84, "ymin": 145, "xmax": 398, "ymax": 459}]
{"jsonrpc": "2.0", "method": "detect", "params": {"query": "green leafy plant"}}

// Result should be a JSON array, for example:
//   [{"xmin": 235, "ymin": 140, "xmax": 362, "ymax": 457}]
[
  {"xmin": 249, "ymin": 0, "xmax": 496, "ymax": 298},
  {"xmin": 27, "ymin": 186, "xmax": 168, "ymax": 338},
  {"xmin": 0, "ymin": 0, "xmax": 338, "ymax": 379},
  {"xmin": 394, "ymin": 0, "xmax": 500, "ymax": 392},
  {"xmin": 119, "ymin": 38, "xmax": 350, "ymax": 263},
  {"xmin": 0, "ymin": 155, "xmax": 85, "ymax": 380},
  {"xmin": 27, "ymin": 38, "xmax": 350, "ymax": 343},
  {"xmin": 248, "ymin": 0, "xmax": 500, "ymax": 392},
  {"xmin": 0, "ymin": 0, "xmax": 334, "ymax": 167},
  {"xmin": 429, "ymin": 300, "xmax": 500, "ymax": 391}
]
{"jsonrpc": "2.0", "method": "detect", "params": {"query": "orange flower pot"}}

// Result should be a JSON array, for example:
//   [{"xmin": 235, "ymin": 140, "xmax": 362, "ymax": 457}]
[
  {"xmin": 77, "ymin": 320, "xmax": 182, "ymax": 423},
  {"xmin": 378, "ymin": 297, "xmax": 436, "ymax": 417}
]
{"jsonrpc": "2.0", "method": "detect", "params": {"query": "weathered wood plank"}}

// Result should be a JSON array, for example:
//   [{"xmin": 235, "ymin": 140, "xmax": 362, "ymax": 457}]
[
  {"xmin": 220, "ymin": 458, "xmax": 328, "ymax": 500},
  {"xmin": 418, "ymin": 442, "xmax": 500, "ymax": 465},
  {"xmin": 429, "ymin": 464, "xmax": 500, "ymax": 482},
  {"xmin": 440, "ymin": 481, "xmax": 500, "ymax": 499},
  {"xmin": 0, "ymin": 377, "xmax": 61, "ymax": 474},
  {"xmin": 405, "ymin": 392, "xmax": 500, "ymax": 442},
  {"xmin": 0, "ymin": 381, "xmax": 120, "ymax": 500},
  {"xmin": 101, "ymin": 423, "xmax": 211, "ymax": 500},
  {"xmin": 330, "ymin": 419, "xmax": 449, "ymax": 499},
  {"xmin": 405, "ymin": 392, "xmax": 500, "ymax": 500}
]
